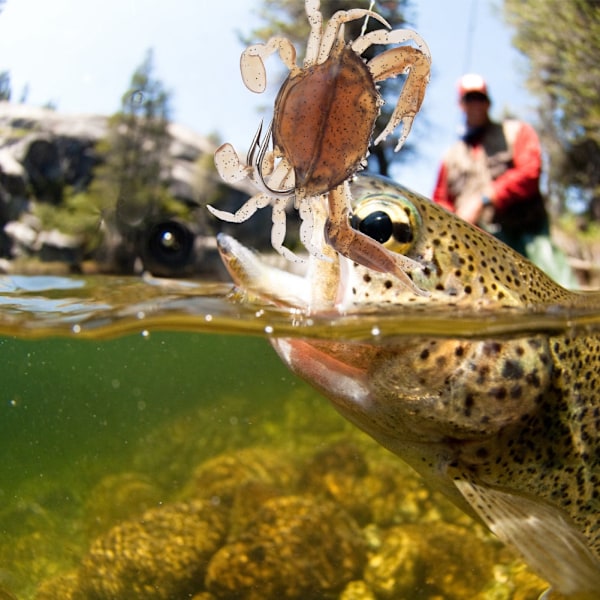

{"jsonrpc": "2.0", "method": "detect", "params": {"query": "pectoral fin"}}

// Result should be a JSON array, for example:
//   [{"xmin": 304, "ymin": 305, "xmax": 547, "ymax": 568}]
[{"xmin": 453, "ymin": 472, "xmax": 600, "ymax": 597}]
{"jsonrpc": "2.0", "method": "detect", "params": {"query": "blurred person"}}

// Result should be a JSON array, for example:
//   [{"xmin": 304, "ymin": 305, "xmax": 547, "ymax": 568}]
[{"xmin": 432, "ymin": 73, "xmax": 576, "ymax": 287}]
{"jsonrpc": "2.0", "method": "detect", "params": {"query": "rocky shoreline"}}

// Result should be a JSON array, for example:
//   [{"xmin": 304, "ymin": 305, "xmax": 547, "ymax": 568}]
[{"xmin": 0, "ymin": 102, "xmax": 273, "ymax": 279}]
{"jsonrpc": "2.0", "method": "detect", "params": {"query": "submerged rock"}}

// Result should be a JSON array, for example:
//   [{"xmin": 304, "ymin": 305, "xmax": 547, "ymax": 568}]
[
  {"xmin": 34, "ymin": 572, "xmax": 81, "ymax": 600},
  {"xmin": 83, "ymin": 471, "xmax": 165, "ymax": 536},
  {"xmin": 299, "ymin": 440, "xmax": 467, "ymax": 530},
  {"xmin": 184, "ymin": 446, "xmax": 298, "ymax": 507},
  {"xmin": 364, "ymin": 522, "xmax": 498, "ymax": 599},
  {"xmin": 29, "ymin": 426, "xmax": 547, "ymax": 600},
  {"xmin": 339, "ymin": 580, "xmax": 377, "ymax": 600},
  {"xmin": 77, "ymin": 499, "xmax": 227, "ymax": 600},
  {"xmin": 206, "ymin": 495, "xmax": 367, "ymax": 600}
]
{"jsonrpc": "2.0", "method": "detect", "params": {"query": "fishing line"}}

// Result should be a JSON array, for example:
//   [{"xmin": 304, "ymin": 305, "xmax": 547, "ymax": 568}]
[
  {"xmin": 360, "ymin": 0, "xmax": 376, "ymax": 37},
  {"xmin": 463, "ymin": 0, "xmax": 478, "ymax": 73}
]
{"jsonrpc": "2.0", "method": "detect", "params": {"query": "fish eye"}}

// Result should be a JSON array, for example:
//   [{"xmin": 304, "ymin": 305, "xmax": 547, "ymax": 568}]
[
  {"xmin": 353, "ymin": 210, "xmax": 393, "ymax": 244},
  {"xmin": 351, "ymin": 193, "xmax": 420, "ymax": 255}
]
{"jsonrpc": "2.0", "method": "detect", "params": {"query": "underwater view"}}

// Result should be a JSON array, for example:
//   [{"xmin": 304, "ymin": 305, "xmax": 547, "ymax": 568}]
[
  {"xmin": 1, "ymin": 0, "xmax": 599, "ymax": 597},
  {"xmin": 0, "ymin": 272, "xmax": 598, "ymax": 599}
]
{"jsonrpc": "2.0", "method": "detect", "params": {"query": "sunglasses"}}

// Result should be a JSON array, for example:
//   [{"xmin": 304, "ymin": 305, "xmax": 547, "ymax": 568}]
[{"xmin": 462, "ymin": 92, "xmax": 489, "ymax": 103}]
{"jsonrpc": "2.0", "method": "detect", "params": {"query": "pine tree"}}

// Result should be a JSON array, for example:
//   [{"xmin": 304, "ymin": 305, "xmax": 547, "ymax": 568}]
[
  {"xmin": 49, "ymin": 50, "xmax": 177, "ymax": 260},
  {"xmin": 0, "ymin": 71, "xmax": 11, "ymax": 101},
  {"xmin": 100, "ymin": 49, "xmax": 173, "ymax": 229},
  {"xmin": 504, "ymin": 0, "xmax": 600, "ymax": 220}
]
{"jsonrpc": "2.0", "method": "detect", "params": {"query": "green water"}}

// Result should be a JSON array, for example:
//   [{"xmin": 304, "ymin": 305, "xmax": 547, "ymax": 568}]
[
  {"xmin": 0, "ymin": 333, "xmax": 292, "ymax": 488},
  {"xmin": 1, "ymin": 274, "xmax": 590, "ymax": 599},
  {"xmin": 0, "ymin": 329, "xmax": 310, "ymax": 597}
]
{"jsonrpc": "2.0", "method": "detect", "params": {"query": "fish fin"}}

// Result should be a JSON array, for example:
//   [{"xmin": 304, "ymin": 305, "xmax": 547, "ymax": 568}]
[
  {"xmin": 538, "ymin": 588, "xmax": 599, "ymax": 600},
  {"xmin": 453, "ymin": 472, "xmax": 600, "ymax": 596}
]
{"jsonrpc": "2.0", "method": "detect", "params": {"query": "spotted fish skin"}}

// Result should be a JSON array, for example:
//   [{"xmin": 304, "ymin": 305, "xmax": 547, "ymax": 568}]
[
  {"xmin": 346, "ymin": 331, "xmax": 600, "ymax": 595},
  {"xmin": 344, "ymin": 175, "xmax": 582, "ymax": 312},
  {"xmin": 217, "ymin": 175, "xmax": 600, "ymax": 597}
]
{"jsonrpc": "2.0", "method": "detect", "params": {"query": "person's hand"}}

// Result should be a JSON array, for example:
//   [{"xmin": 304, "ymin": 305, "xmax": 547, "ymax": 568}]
[{"xmin": 456, "ymin": 194, "xmax": 484, "ymax": 224}]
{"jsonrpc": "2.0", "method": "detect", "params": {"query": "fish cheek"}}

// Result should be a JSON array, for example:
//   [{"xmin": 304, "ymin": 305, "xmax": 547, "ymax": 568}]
[{"xmin": 368, "ymin": 337, "xmax": 553, "ymax": 441}]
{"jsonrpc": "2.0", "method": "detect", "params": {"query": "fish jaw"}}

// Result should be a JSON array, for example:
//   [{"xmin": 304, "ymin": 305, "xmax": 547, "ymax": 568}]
[
  {"xmin": 271, "ymin": 337, "xmax": 439, "ymax": 447},
  {"xmin": 270, "ymin": 336, "xmax": 476, "ymax": 514},
  {"xmin": 216, "ymin": 233, "xmax": 313, "ymax": 310},
  {"xmin": 216, "ymin": 232, "xmax": 355, "ymax": 314}
]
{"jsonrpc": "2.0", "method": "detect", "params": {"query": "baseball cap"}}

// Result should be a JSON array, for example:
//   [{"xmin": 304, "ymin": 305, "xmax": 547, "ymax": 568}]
[{"xmin": 457, "ymin": 74, "xmax": 489, "ymax": 100}]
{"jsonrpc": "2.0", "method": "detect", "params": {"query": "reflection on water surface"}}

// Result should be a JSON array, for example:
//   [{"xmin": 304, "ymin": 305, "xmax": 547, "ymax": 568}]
[{"xmin": 1, "ymin": 273, "xmax": 599, "ymax": 340}]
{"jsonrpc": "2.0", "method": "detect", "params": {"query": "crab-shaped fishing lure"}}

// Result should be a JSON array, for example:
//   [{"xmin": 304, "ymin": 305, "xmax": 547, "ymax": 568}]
[{"xmin": 209, "ymin": 0, "xmax": 431, "ymax": 293}]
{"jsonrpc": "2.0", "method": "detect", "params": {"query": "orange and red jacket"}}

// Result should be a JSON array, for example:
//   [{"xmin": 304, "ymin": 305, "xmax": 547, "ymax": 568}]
[{"xmin": 432, "ymin": 120, "xmax": 542, "ymax": 212}]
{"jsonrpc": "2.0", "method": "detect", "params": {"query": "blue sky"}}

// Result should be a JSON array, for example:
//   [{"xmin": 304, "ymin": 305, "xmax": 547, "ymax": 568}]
[{"xmin": 0, "ymin": 0, "xmax": 534, "ymax": 196}]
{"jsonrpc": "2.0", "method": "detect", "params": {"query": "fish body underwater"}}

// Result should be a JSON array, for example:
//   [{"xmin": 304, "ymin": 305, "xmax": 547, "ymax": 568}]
[{"xmin": 217, "ymin": 175, "xmax": 600, "ymax": 598}]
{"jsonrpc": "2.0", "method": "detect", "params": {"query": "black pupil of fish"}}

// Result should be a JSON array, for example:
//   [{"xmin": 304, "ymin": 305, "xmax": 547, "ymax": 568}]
[{"xmin": 357, "ymin": 210, "xmax": 393, "ymax": 244}]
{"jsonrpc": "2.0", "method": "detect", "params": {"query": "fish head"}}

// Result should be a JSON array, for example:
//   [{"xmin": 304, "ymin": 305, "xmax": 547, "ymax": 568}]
[
  {"xmin": 217, "ymin": 173, "xmax": 556, "ymax": 451},
  {"xmin": 219, "ymin": 174, "xmax": 568, "ymax": 314}
]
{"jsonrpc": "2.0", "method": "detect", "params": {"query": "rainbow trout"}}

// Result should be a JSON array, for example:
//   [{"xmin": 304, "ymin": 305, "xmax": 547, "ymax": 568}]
[{"xmin": 217, "ymin": 174, "xmax": 600, "ymax": 598}]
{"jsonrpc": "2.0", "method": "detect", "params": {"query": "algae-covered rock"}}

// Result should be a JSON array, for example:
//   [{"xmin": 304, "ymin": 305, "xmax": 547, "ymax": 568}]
[
  {"xmin": 364, "ymin": 521, "xmax": 497, "ymax": 599},
  {"xmin": 301, "ymin": 441, "xmax": 370, "ymax": 482},
  {"xmin": 0, "ymin": 585, "xmax": 17, "ymax": 600},
  {"xmin": 34, "ymin": 571, "xmax": 81, "ymax": 600},
  {"xmin": 184, "ymin": 446, "xmax": 298, "ymax": 506},
  {"xmin": 299, "ymin": 440, "xmax": 465, "ymax": 529},
  {"xmin": 205, "ymin": 495, "xmax": 366, "ymax": 600},
  {"xmin": 78, "ymin": 499, "xmax": 227, "ymax": 600},
  {"xmin": 481, "ymin": 555, "xmax": 549, "ymax": 600},
  {"xmin": 299, "ymin": 441, "xmax": 369, "ymax": 519},
  {"xmin": 300, "ymin": 440, "xmax": 426, "ymax": 527},
  {"xmin": 227, "ymin": 480, "xmax": 287, "ymax": 539},
  {"xmin": 339, "ymin": 579, "xmax": 377, "ymax": 600},
  {"xmin": 84, "ymin": 471, "xmax": 165, "ymax": 535}
]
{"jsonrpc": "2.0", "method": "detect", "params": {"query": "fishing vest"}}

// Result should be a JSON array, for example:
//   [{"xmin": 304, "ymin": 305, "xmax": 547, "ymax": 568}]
[{"xmin": 444, "ymin": 120, "xmax": 547, "ymax": 234}]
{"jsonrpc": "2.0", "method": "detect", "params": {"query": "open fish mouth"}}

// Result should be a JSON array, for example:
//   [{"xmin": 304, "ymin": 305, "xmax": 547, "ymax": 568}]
[
  {"xmin": 216, "ymin": 233, "xmax": 312, "ymax": 309},
  {"xmin": 216, "ymin": 232, "xmax": 352, "ymax": 315}
]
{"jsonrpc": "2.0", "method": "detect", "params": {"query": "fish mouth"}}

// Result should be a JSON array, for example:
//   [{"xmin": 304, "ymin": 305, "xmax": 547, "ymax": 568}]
[
  {"xmin": 216, "ymin": 233, "xmax": 311, "ymax": 309},
  {"xmin": 216, "ymin": 232, "xmax": 347, "ymax": 313}
]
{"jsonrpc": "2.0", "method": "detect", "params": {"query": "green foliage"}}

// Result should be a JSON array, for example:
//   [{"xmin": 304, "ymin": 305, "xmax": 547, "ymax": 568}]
[
  {"xmin": 558, "ymin": 212, "xmax": 600, "ymax": 242},
  {"xmin": 75, "ymin": 50, "xmax": 184, "ymax": 235},
  {"xmin": 32, "ymin": 187, "xmax": 103, "ymax": 250},
  {"xmin": 194, "ymin": 150, "xmax": 222, "ymax": 207},
  {"xmin": 243, "ymin": 0, "xmax": 420, "ymax": 176},
  {"xmin": 504, "ymin": 0, "xmax": 600, "ymax": 219},
  {"xmin": 104, "ymin": 49, "xmax": 173, "ymax": 223}
]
